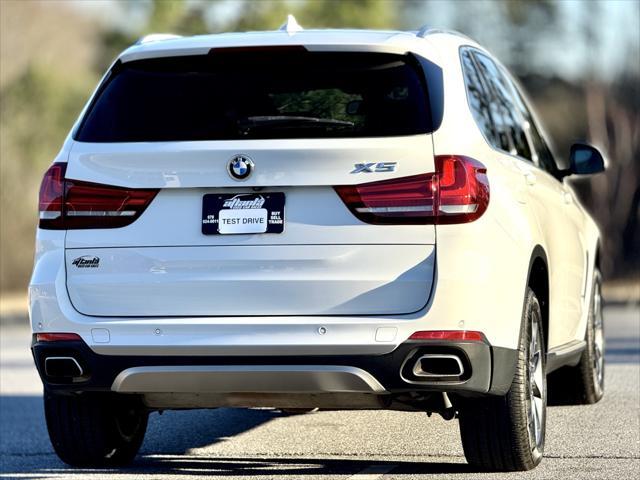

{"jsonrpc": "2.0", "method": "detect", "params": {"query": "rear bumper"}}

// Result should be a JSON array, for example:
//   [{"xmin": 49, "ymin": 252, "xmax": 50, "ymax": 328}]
[
  {"xmin": 32, "ymin": 336, "xmax": 517, "ymax": 402},
  {"xmin": 30, "ymin": 229, "xmax": 528, "ymax": 356}
]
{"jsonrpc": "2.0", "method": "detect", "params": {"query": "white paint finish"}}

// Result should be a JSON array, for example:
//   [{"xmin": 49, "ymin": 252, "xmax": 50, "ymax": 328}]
[
  {"xmin": 90, "ymin": 328, "xmax": 110, "ymax": 343},
  {"xmin": 375, "ymin": 327, "xmax": 398, "ymax": 342},
  {"xmin": 428, "ymin": 214, "xmax": 532, "ymax": 350},
  {"xmin": 515, "ymin": 161, "xmax": 588, "ymax": 345},
  {"xmin": 65, "ymin": 245, "xmax": 435, "ymax": 317},
  {"xmin": 118, "ymin": 29, "xmax": 422, "ymax": 63},
  {"xmin": 427, "ymin": 32, "xmax": 599, "ymax": 349},
  {"xmin": 65, "ymin": 136, "xmax": 435, "ymax": 189}
]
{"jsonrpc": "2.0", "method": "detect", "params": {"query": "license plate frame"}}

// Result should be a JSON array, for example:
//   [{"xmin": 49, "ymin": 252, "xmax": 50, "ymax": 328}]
[{"xmin": 202, "ymin": 192, "xmax": 285, "ymax": 235}]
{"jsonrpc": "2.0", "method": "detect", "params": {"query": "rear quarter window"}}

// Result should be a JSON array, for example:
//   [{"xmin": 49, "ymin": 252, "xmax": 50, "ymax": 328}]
[
  {"xmin": 460, "ymin": 50, "xmax": 498, "ymax": 147},
  {"xmin": 472, "ymin": 52, "xmax": 532, "ymax": 161}
]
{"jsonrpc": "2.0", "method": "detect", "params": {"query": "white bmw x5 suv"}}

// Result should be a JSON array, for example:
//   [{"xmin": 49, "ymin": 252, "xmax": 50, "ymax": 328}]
[{"xmin": 30, "ymin": 22, "xmax": 606, "ymax": 471}]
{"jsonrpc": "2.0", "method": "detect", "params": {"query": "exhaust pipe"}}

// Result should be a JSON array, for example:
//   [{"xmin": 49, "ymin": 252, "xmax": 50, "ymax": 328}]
[
  {"xmin": 44, "ymin": 357, "xmax": 83, "ymax": 378},
  {"xmin": 412, "ymin": 354, "xmax": 464, "ymax": 378}
]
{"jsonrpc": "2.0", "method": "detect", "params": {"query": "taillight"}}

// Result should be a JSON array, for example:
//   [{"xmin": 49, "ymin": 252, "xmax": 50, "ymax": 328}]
[
  {"xmin": 436, "ymin": 155, "xmax": 489, "ymax": 224},
  {"xmin": 38, "ymin": 162, "xmax": 159, "ymax": 229},
  {"xmin": 334, "ymin": 173, "xmax": 437, "ymax": 225},
  {"xmin": 38, "ymin": 163, "xmax": 66, "ymax": 226},
  {"xmin": 334, "ymin": 155, "xmax": 489, "ymax": 225}
]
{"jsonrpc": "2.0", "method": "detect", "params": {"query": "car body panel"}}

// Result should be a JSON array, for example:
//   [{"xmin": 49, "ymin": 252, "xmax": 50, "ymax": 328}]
[
  {"xmin": 29, "ymin": 28, "xmax": 602, "ymax": 406},
  {"xmin": 65, "ymin": 136, "xmax": 436, "ymax": 190},
  {"xmin": 65, "ymin": 244, "xmax": 435, "ymax": 317}
]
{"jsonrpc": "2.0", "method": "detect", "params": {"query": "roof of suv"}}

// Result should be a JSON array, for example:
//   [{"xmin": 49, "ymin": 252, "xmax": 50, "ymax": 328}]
[{"xmin": 119, "ymin": 21, "xmax": 476, "ymax": 63}]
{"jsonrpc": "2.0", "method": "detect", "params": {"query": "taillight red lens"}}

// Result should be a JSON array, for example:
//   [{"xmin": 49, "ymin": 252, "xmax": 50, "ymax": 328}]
[
  {"xmin": 334, "ymin": 155, "xmax": 489, "ymax": 225},
  {"xmin": 38, "ymin": 162, "xmax": 159, "ymax": 229},
  {"xmin": 409, "ymin": 330, "xmax": 487, "ymax": 342},
  {"xmin": 435, "ymin": 155, "xmax": 489, "ymax": 224},
  {"xmin": 334, "ymin": 173, "xmax": 437, "ymax": 225},
  {"xmin": 38, "ymin": 163, "xmax": 66, "ymax": 228},
  {"xmin": 63, "ymin": 179, "xmax": 159, "ymax": 229}
]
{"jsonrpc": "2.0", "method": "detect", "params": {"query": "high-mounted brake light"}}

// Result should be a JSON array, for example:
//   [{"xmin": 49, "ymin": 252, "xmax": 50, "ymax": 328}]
[
  {"xmin": 334, "ymin": 155, "xmax": 489, "ymax": 225},
  {"xmin": 409, "ymin": 330, "xmax": 487, "ymax": 342},
  {"xmin": 38, "ymin": 163, "xmax": 159, "ymax": 229}
]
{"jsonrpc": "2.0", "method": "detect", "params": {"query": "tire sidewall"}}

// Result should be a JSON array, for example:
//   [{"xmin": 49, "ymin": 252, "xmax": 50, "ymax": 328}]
[
  {"xmin": 586, "ymin": 269, "xmax": 605, "ymax": 401},
  {"xmin": 525, "ymin": 293, "xmax": 546, "ymax": 464}
]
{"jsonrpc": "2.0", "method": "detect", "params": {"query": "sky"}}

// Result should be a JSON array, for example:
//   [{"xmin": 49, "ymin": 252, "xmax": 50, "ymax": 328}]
[{"xmin": 67, "ymin": 0, "xmax": 639, "ymax": 81}]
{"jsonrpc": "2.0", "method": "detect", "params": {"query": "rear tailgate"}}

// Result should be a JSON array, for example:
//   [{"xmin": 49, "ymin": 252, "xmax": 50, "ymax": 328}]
[{"xmin": 63, "ymin": 50, "xmax": 437, "ymax": 317}]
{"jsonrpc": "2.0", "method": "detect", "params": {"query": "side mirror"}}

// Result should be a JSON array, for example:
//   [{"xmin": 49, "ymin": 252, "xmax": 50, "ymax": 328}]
[{"xmin": 569, "ymin": 143, "xmax": 606, "ymax": 176}]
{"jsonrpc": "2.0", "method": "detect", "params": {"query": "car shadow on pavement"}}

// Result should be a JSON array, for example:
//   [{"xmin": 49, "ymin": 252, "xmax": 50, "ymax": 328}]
[
  {"xmin": 0, "ymin": 397, "xmax": 285, "ymax": 462},
  {"xmin": 0, "ymin": 397, "xmax": 474, "ymax": 477},
  {"xmin": 130, "ymin": 455, "xmax": 474, "ymax": 476},
  {"xmin": 8, "ymin": 456, "xmax": 474, "ymax": 478},
  {"xmin": 141, "ymin": 407, "xmax": 285, "ymax": 454}
]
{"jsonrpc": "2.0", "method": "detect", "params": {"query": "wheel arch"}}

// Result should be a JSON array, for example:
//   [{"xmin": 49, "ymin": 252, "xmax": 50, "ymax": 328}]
[{"xmin": 526, "ymin": 245, "xmax": 549, "ymax": 351}]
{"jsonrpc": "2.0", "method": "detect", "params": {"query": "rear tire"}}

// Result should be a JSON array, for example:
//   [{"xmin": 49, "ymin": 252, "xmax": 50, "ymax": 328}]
[
  {"xmin": 548, "ymin": 269, "xmax": 605, "ymax": 405},
  {"xmin": 458, "ymin": 288, "xmax": 546, "ymax": 471},
  {"xmin": 44, "ymin": 391, "xmax": 148, "ymax": 467}
]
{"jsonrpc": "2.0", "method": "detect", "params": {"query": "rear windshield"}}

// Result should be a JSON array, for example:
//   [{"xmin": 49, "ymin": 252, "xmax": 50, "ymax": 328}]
[{"xmin": 75, "ymin": 51, "xmax": 431, "ymax": 142}]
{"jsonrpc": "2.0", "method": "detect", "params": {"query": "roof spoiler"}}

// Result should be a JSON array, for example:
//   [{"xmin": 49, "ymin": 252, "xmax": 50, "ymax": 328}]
[{"xmin": 135, "ymin": 33, "xmax": 182, "ymax": 45}]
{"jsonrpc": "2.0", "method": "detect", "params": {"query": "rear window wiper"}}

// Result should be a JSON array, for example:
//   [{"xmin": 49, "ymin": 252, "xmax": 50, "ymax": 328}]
[{"xmin": 238, "ymin": 115, "xmax": 354, "ymax": 133}]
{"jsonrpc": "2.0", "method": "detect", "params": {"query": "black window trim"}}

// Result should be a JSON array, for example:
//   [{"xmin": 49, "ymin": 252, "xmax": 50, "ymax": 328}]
[
  {"xmin": 499, "ymin": 70, "xmax": 564, "ymax": 182},
  {"xmin": 72, "ymin": 60, "xmax": 121, "ymax": 140},
  {"xmin": 459, "ymin": 45, "xmax": 562, "ymax": 183},
  {"xmin": 459, "ymin": 47, "xmax": 498, "ymax": 149}
]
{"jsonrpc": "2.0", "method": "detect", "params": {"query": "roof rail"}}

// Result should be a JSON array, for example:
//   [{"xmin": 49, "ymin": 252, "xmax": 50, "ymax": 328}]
[
  {"xmin": 135, "ymin": 33, "xmax": 182, "ymax": 45},
  {"xmin": 279, "ymin": 14, "xmax": 303, "ymax": 35},
  {"xmin": 415, "ymin": 26, "xmax": 472, "ymax": 42}
]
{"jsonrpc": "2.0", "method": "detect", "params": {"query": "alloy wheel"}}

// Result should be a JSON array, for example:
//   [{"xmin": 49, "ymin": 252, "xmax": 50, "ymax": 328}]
[
  {"xmin": 592, "ymin": 279, "xmax": 605, "ymax": 396},
  {"xmin": 528, "ymin": 312, "xmax": 545, "ymax": 451}
]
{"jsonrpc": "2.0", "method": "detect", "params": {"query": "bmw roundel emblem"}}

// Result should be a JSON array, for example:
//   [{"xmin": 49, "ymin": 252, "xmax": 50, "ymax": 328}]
[{"xmin": 228, "ymin": 155, "xmax": 254, "ymax": 180}]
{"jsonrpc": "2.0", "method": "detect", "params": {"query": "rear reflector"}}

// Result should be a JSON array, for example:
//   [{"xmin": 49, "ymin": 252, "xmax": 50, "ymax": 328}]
[
  {"xmin": 36, "ymin": 332, "xmax": 83, "ymax": 342},
  {"xmin": 39, "ymin": 163, "xmax": 159, "ymax": 229},
  {"xmin": 334, "ymin": 155, "xmax": 489, "ymax": 225},
  {"xmin": 409, "ymin": 330, "xmax": 487, "ymax": 342}
]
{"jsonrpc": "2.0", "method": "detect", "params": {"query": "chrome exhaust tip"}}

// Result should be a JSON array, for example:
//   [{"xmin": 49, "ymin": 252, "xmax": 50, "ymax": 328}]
[
  {"xmin": 412, "ymin": 354, "xmax": 464, "ymax": 378},
  {"xmin": 44, "ymin": 356, "xmax": 84, "ymax": 377}
]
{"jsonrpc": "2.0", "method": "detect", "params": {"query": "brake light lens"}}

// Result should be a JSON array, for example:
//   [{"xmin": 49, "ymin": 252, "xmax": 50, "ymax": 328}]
[
  {"xmin": 436, "ymin": 155, "xmax": 489, "ymax": 224},
  {"xmin": 334, "ymin": 155, "xmax": 489, "ymax": 225},
  {"xmin": 409, "ymin": 330, "xmax": 487, "ymax": 342},
  {"xmin": 38, "ymin": 163, "xmax": 66, "ymax": 225},
  {"xmin": 38, "ymin": 163, "xmax": 159, "ymax": 229},
  {"xmin": 335, "ymin": 173, "xmax": 437, "ymax": 224}
]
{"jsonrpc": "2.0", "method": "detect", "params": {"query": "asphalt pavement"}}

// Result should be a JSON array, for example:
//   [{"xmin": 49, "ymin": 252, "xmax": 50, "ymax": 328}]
[{"xmin": 1, "ymin": 305, "xmax": 638, "ymax": 479}]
